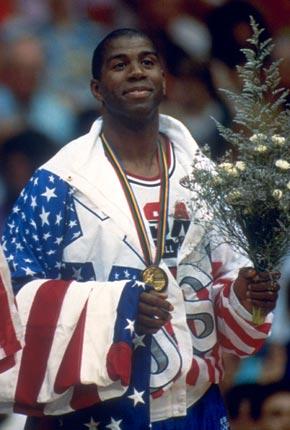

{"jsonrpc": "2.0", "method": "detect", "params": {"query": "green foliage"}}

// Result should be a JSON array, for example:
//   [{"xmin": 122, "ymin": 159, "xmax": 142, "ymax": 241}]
[{"xmin": 185, "ymin": 17, "xmax": 290, "ymax": 273}]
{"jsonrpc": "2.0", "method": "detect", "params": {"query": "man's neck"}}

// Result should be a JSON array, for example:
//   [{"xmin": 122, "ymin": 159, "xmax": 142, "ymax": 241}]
[{"xmin": 101, "ymin": 114, "xmax": 162, "ymax": 177}]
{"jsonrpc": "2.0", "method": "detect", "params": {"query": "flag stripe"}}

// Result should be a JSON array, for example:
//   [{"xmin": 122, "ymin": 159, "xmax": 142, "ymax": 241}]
[
  {"xmin": 217, "ymin": 299, "xmax": 270, "ymax": 348},
  {"xmin": 70, "ymin": 383, "xmax": 101, "ymax": 411},
  {"xmin": 0, "ymin": 355, "xmax": 16, "ymax": 374},
  {"xmin": 106, "ymin": 342, "xmax": 132, "ymax": 385},
  {"xmin": 54, "ymin": 302, "xmax": 88, "ymax": 394},
  {"xmin": 0, "ymin": 278, "xmax": 21, "ymax": 358},
  {"xmin": 15, "ymin": 280, "xmax": 71, "ymax": 409},
  {"xmin": 186, "ymin": 358, "xmax": 200, "ymax": 386},
  {"xmin": 218, "ymin": 332, "xmax": 249, "ymax": 356}
]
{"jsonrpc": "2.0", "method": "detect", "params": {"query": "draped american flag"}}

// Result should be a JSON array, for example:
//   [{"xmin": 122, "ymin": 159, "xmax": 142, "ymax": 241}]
[
  {"xmin": 0, "ymin": 277, "xmax": 152, "ymax": 429},
  {"xmin": 0, "ymin": 169, "xmax": 153, "ymax": 428}
]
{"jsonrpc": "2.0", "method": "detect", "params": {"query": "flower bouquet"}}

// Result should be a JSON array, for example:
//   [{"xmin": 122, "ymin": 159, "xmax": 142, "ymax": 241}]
[{"xmin": 183, "ymin": 18, "xmax": 290, "ymax": 324}]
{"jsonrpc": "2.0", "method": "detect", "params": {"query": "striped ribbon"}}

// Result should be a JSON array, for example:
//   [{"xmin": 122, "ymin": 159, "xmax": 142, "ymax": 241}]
[{"xmin": 101, "ymin": 132, "xmax": 169, "ymax": 267}]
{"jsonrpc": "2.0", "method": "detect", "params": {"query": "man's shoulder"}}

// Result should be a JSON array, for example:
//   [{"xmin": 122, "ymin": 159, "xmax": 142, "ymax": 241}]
[
  {"xmin": 159, "ymin": 114, "xmax": 199, "ymax": 161},
  {"xmin": 41, "ymin": 117, "xmax": 103, "ymax": 177}
]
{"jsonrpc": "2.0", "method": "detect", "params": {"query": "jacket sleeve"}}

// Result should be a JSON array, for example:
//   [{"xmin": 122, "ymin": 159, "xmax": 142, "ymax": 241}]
[
  {"xmin": 178, "ymin": 220, "xmax": 272, "ymax": 359},
  {"xmin": 210, "ymin": 239, "xmax": 272, "ymax": 356}
]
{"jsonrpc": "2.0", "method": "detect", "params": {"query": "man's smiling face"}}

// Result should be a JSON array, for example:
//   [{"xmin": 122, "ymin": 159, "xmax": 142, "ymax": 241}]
[{"xmin": 91, "ymin": 35, "xmax": 165, "ymax": 122}]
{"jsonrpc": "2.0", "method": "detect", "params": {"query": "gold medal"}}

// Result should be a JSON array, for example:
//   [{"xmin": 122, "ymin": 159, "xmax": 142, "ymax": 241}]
[{"xmin": 142, "ymin": 266, "xmax": 168, "ymax": 292}]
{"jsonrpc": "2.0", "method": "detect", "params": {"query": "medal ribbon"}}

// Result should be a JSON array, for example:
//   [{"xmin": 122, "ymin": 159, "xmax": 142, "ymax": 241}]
[{"xmin": 101, "ymin": 133, "xmax": 169, "ymax": 267}]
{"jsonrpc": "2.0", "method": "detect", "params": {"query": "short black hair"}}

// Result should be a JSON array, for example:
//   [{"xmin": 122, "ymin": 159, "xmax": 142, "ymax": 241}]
[{"xmin": 91, "ymin": 28, "xmax": 157, "ymax": 80}]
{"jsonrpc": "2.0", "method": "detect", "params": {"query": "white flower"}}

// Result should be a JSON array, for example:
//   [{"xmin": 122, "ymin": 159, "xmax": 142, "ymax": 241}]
[
  {"xmin": 243, "ymin": 207, "xmax": 253, "ymax": 215},
  {"xmin": 211, "ymin": 175, "xmax": 222, "ymax": 185},
  {"xmin": 235, "ymin": 161, "xmax": 246, "ymax": 171},
  {"xmin": 275, "ymin": 159, "xmax": 290, "ymax": 170},
  {"xmin": 219, "ymin": 162, "xmax": 234, "ymax": 170},
  {"xmin": 272, "ymin": 189, "xmax": 283, "ymax": 200},
  {"xmin": 286, "ymin": 181, "xmax": 290, "ymax": 190},
  {"xmin": 219, "ymin": 162, "xmax": 238, "ymax": 176},
  {"xmin": 254, "ymin": 144, "xmax": 268, "ymax": 153},
  {"xmin": 250, "ymin": 133, "xmax": 267, "ymax": 143},
  {"xmin": 271, "ymin": 135, "xmax": 285, "ymax": 146},
  {"xmin": 226, "ymin": 190, "xmax": 242, "ymax": 203}
]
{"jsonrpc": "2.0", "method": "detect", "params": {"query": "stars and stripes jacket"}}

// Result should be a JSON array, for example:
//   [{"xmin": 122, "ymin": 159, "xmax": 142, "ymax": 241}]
[{"xmin": 0, "ymin": 115, "xmax": 272, "ymax": 429}]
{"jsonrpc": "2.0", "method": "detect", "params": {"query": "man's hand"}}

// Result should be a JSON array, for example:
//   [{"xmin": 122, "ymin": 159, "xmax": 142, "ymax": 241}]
[
  {"xmin": 233, "ymin": 267, "xmax": 280, "ymax": 316},
  {"xmin": 135, "ymin": 289, "xmax": 174, "ymax": 334}
]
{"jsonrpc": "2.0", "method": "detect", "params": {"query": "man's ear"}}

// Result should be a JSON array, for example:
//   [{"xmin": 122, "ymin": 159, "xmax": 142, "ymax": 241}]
[
  {"xmin": 162, "ymin": 71, "xmax": 166, "ymax": 96},
  {"xmin": 90, "ymin": 79, "xmax": 103, "ymax": 102},
  {"xmin": 162, "ymin": 79, "xmax": 166, "ymax": 96}
]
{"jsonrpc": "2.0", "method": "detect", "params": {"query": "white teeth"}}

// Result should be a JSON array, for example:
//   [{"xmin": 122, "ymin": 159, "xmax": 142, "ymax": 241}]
[{"xmin": 127, "ymin": 88, "xmax": 150, "ymax": 93}]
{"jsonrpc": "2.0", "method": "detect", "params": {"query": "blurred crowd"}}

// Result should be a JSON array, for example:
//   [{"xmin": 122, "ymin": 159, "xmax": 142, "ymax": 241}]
[{"xmin": 1, "ymin": 0, "xmax": 290, "ymax": 429}]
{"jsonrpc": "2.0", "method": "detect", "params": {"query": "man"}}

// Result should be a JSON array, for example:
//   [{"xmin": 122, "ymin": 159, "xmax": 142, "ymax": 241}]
[
  {"xmin": 0, "ymin": 28, "xmax": 279, "ymax": 430},
  {"xmin": 256, "ymin": 381, "xmax": 290, "ymax": 430},
  {"xmin": 0, "ymin": 35, "xmax": 76, "ymax": 145}
]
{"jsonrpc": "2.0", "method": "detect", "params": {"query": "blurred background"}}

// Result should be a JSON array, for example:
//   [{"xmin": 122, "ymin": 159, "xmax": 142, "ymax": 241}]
[{"xmin": 0, "ymin": 1, "xmax": 290, "ymax": 429}]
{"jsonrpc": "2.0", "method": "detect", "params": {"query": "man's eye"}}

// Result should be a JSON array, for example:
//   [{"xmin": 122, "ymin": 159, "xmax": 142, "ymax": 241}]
[
  {"xmin": 142, "ymin": 59, "xmax": 154, "ymax": 67},
  {"xmin": 113, "ymin": 63, "xmax": 125, "ymax": 70}
]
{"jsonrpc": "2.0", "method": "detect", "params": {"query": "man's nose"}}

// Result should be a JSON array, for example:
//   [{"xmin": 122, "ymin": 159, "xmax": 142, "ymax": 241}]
[{"xmin": 128, "ymin": 61, "xmax": 145, "ymax": 78}]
